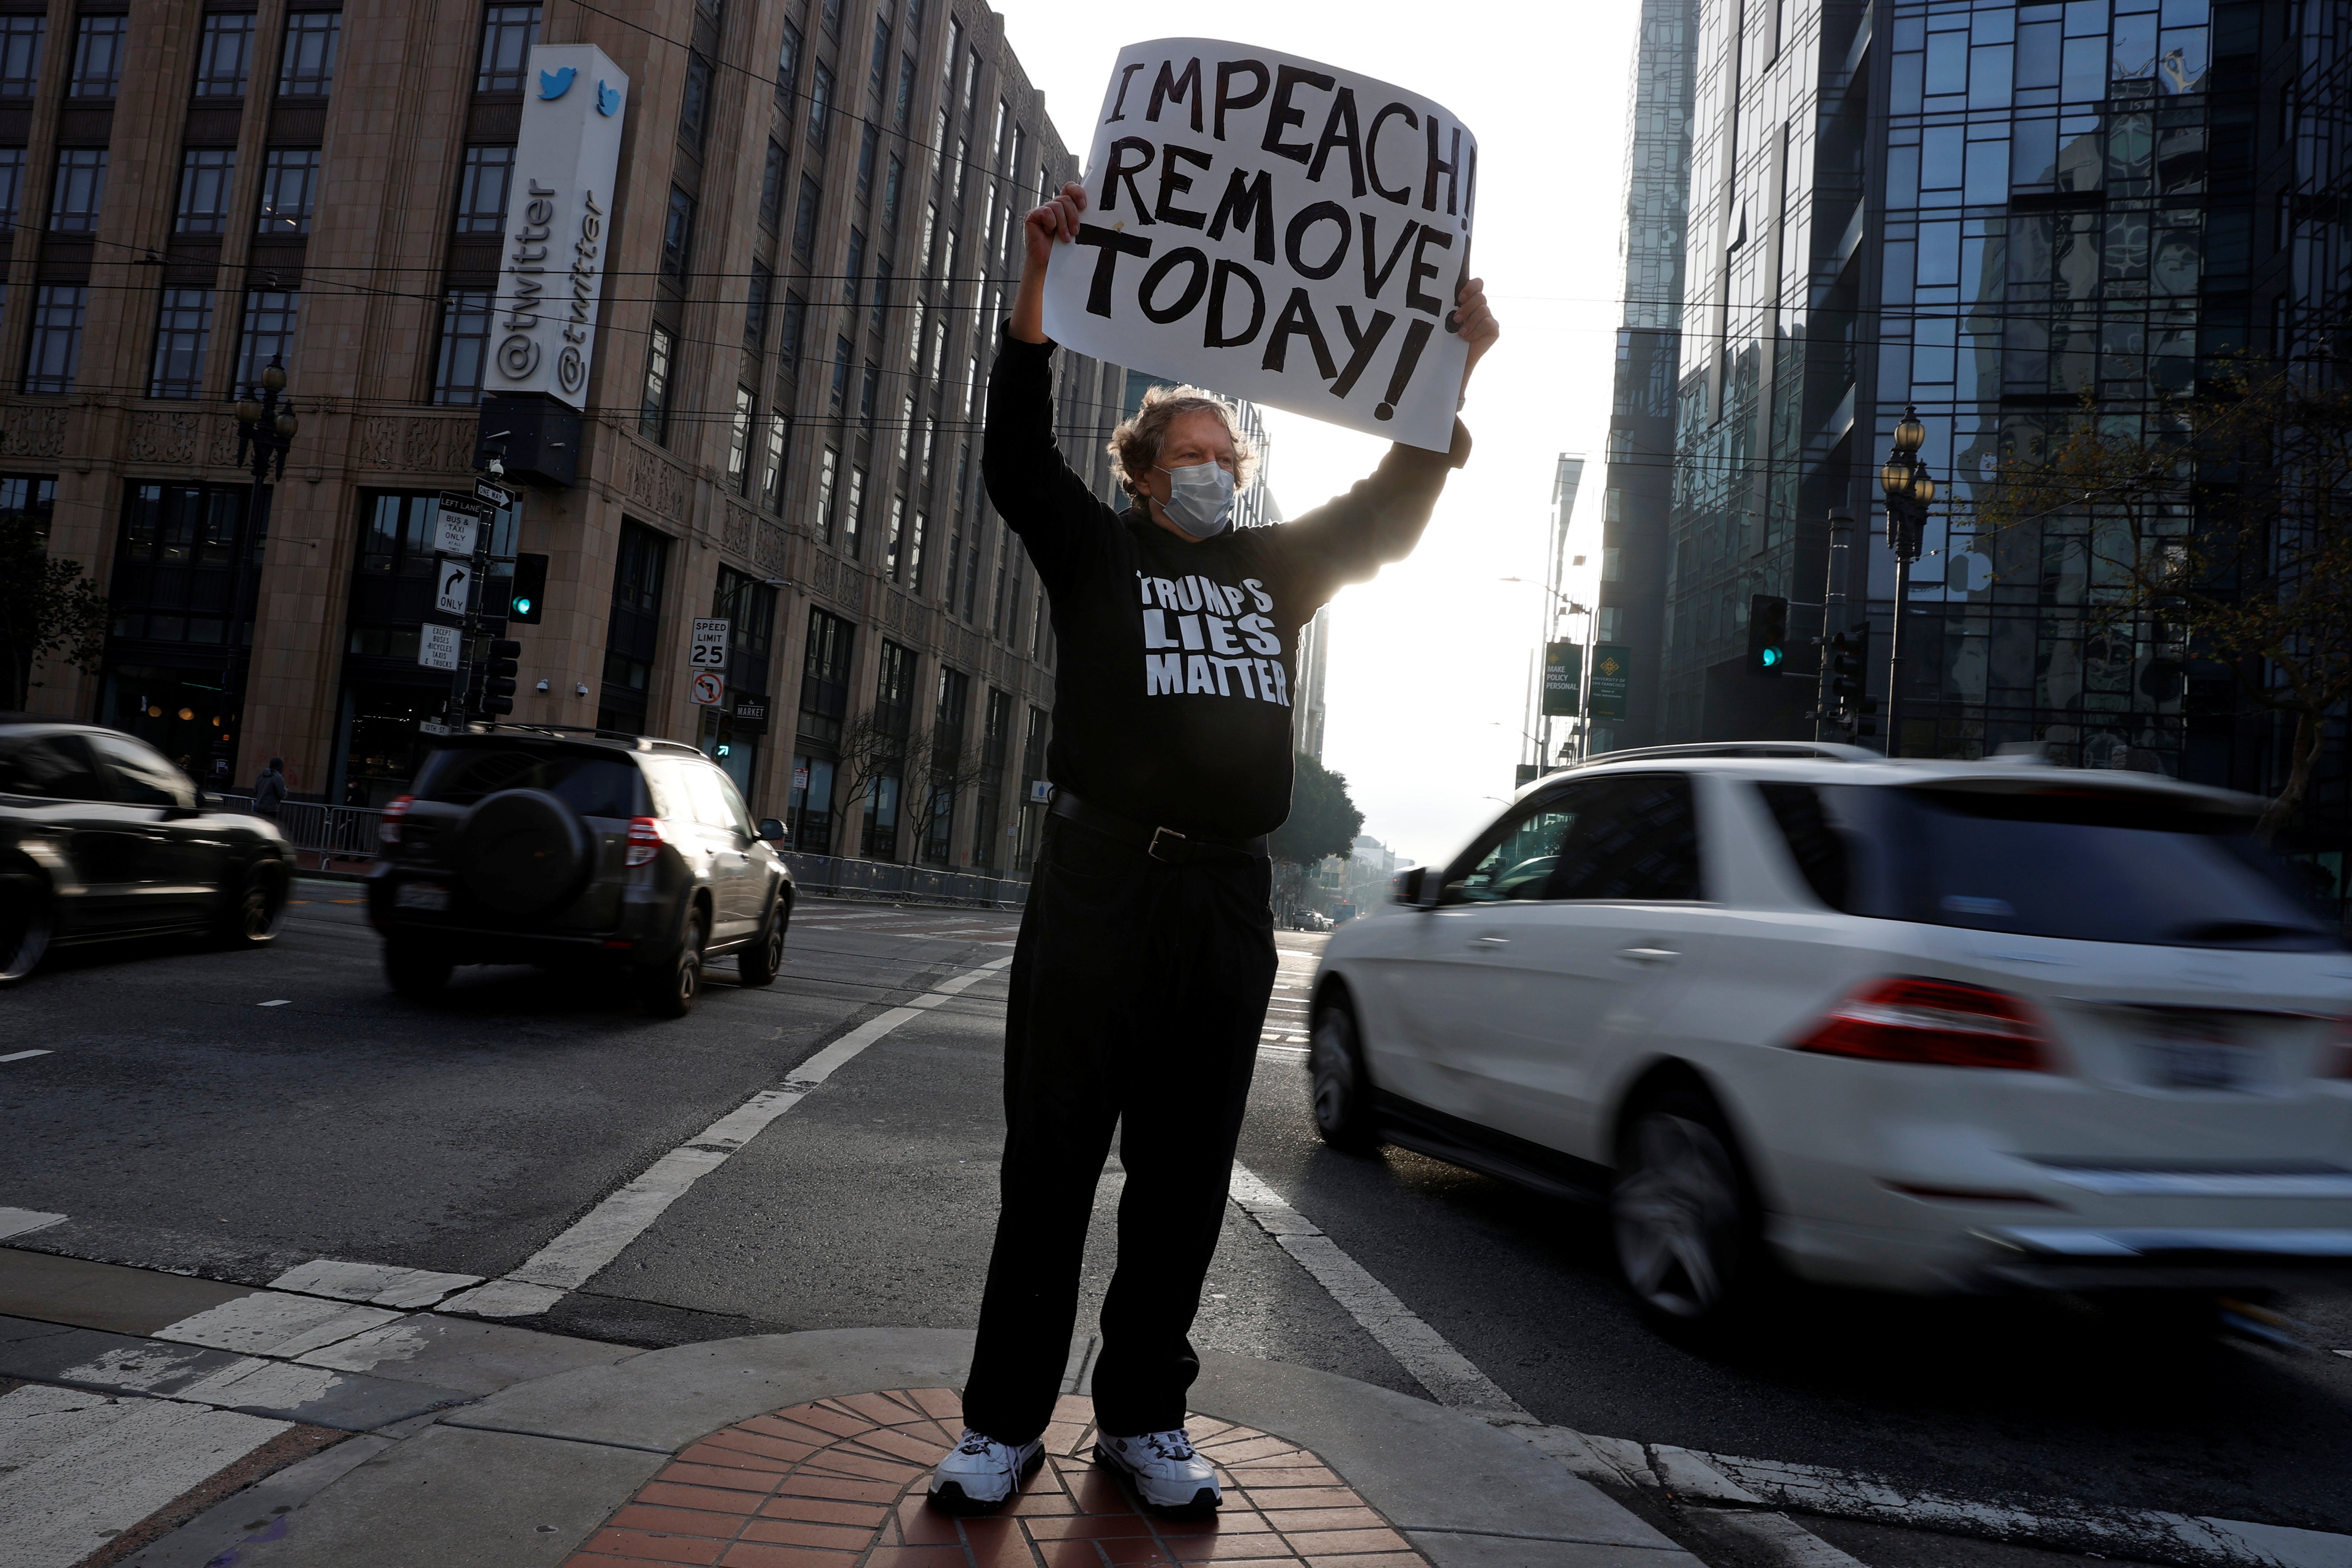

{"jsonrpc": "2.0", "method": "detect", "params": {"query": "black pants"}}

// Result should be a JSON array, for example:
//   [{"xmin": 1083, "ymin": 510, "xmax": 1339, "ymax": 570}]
[{"xmin": 961, "ymin": 813, "xmax": 1276, "ymax": 1444}]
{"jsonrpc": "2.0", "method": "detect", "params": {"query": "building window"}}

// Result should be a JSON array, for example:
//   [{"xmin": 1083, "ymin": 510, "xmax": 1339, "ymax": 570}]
[
  {"xmin": 780, "ymin": 290, "xmax": 806, "ymax": 373},
  {"xmin": 680, "ymin": 53, "xmax": 712, "ymax": 150},
  {"xmin": 885, "ymin": 496, "xmax": 906, "ymax": 581},
  {"xmin": 745, "ymin": 259, "xmax": 772, "ymax": 352},
  {"xmin": 256, "ymin": 149, "xmax": 319, "ymax": 233},
  {"xmin": 599, "ymin": 521, "xmax": 670, "ymax": 733},
  {"xmin": 235, "ymin": 289, "xmax": 299, "ymax": 389},
  {"xmin": 868, "ymin": 15, "xmax": 890, "ymax": 97},
  {"xmin": 193, "ymin": 13, "xmax": 254, "ymax": 97},
  {"xmin": 870, "ymin": 259, "xmax": 890, "ymax": 336},
  {"xmin": 830, "ymin": 335, "xmax": 851, "ymax": 415},
  {"xmin": 792, "ymin": 175, "xmax": 822, "ymax": 259},
  {"xmin": 662, "ymin": 186, "xmax": 695, "ymax": 281},
  {"xmin": 0, "ymin": 149, "xmax": 26, "ymax": 230},
  {"xmin": 278, "ymin": 11, "xmax": 341, "ymax": 97},
  {"xmin": 815, "ymin": 446, "xmax": 838, "ymax": 540},
  {"xmin": 894, "ymin": 54, "xmax": 914, "ymax": 129},
  {"xmin": 883, "ymin": 154, "xmax": 903, "ymax": 227},
  {"xmin": 175, "ymin": 149, "xmax": 236, "ymax": 234},
  {"xmin": 794, "ymin": 607, "xmax": 854, "ymax": 848},
  {"xmin": 775, "ymin": 19, "xmax": 801, "ymax": 112},
  {"xmin": 0, "ymin": 16, "xmax": 43, "ymax": 98},
  {"xmin": 844, "ymin": 464, "xmax": 865, "ymax": 556},
  {"xmin": 728, "ymin": 387, "xmax": 755, "ymax": 494},
  {"xmin": 856, "ymin": 124, "xmax": 878, "ymax": 205},
  {"xmin": 860, "ymin": 360, "xmax": 878, "ymax": 424},
  {"xmin": 922, "ymin": 665, "xmax": 970, "ymax": 864},
  {"xmin": 762, "ymin": 415, "xmax": 789, "ymax": 512},
  {"xmin": 435, "ymin": 289, "xmax": 493, "ymax": 405},
  {"xmin": 476, "ymin": 3, "xmax": 539, "ymax": 92},
  {"xmin": 807, "ymin": 60, "xmax": 832, "ymax": 147},
  {"xmin": 23, "ymin": 286, "xmax": 86, "ymax": 394},
  {"xmin": 109, "ymin": 482, "xmax": 259, "ymax": 651},
  {"xmin": 69, "ymin": 14, "xmax": 124, "ymax": 98},
  {"xmin": 453, "ymin": 145, "xmax": 513, "ymax": 233},
  {"xmin": 864, "ymin": 640, "xmax": 915, "ymax": 859},
  {"xmin": 149, "ymin": 289, "xmax": 214, "ymax": 399},
  {"xmin": 759, "ymin": 140, "xmax": 786, "ymax": 229},
  {"xmin": 48, "ymin": 149, "xmax": 106, "ymax": 233},
  {"xmin": 844, "ymin": 227, "xmax": 865, "ymax": 305},
  {"xmin": 640, "ymin": 324, "xmax": 674, "ymax": 442}
]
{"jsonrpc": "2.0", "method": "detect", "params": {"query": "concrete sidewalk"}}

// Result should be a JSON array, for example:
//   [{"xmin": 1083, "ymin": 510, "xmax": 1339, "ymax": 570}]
[{"xmin": 0, "ymin": 1248, "xmax": 1697, "ymax": 1568}]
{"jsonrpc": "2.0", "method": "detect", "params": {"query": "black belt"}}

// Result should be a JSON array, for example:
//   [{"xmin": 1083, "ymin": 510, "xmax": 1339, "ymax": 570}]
[{"xmin": 1049, "ymin": 789, "xmax": 1269, "ymax": 865}]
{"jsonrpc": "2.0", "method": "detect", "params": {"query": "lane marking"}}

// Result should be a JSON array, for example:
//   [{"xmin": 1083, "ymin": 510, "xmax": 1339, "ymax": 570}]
[
  {"xmin": 0, "ymin": 1207, "xmax": 65, "ymax": 1239},
  {"xmin": 258, "ymin": 1000, "xmax": 291, "ymax": 1007},
  {"xmin": 1, "ymin": 1050, "xmax": 52, "ymax": 1062},
  {"xmin": 1225, "ymin": 1165, "xmax": 1865, "ymax": 1565},
  {"xmin": 156, "ymin": 1294, "xmax": 406, "ymax": 1358},
  {"xmin": 443, "ymin": 956, "xmax": 1020, "ymax": 1320},
  {"xmin": 0, "ymin": 1384, "xmax": 290, "ymax": 1568},
  {"xmin": 269, "ymin": 1259, "xmax": 484, "ymax": 1309}
]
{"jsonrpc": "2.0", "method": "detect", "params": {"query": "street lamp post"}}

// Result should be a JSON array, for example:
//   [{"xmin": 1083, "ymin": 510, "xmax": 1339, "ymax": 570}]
[
  {"xmin": 1877, "ymin": 406, "xmax": 1934, "ymax": 759},
  {"xmin": 226, "ymin": 355, "xmax": 298, "ymax": 787}
]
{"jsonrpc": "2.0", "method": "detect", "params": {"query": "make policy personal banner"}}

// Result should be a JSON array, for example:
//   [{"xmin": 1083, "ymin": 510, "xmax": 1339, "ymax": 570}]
[{"xmin": 1040, "ymin": 39, "xmax": 1477, "ymax": 454}]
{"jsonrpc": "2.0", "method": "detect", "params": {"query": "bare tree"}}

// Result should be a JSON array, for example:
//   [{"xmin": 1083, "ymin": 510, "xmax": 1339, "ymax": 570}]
[
  {"xmin": 0, "ymin": 516, "xmax": 108, "ymax": 712},
  {"xmin": 902, "ymin": 728, "xmax": 993, "ymax": 867},
  {"xmin": 1978, "ymin": 359, "xmax": 2352, "ymax": 840}
]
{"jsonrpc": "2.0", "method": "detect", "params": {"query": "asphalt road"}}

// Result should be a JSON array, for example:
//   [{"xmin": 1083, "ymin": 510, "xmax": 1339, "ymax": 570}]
[{"xmin": 6, "ymin": 878, "xmax": 2352, "ymax": 1562}]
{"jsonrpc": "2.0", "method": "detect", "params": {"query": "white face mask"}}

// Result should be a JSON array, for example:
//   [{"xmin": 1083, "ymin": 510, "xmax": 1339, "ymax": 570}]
[{"xmin": 1155, "ymin": 460, "xmax": 1237, "ymax": 539}]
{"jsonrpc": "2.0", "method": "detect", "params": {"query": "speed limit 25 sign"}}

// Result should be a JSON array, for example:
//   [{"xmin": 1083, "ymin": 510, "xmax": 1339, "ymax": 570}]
[{"xmin": 689, "ymin": 618, "xmax": 729, "ymax": 673}]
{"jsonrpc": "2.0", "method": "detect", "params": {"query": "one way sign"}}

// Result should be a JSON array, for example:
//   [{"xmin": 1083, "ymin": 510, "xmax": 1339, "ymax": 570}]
[{"xmin": 436, "ymin": 560, "xmax": 471, "ymax": 618}]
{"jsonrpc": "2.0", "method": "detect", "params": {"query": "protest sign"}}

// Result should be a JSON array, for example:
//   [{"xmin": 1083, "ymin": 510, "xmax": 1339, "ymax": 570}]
[{"xmin": 1041, "ymin": 39, "xmax": 1476, "ymax": 453}]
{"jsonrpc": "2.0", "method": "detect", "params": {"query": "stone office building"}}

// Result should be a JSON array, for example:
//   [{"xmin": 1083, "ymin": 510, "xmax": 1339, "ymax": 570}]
[{"xmin": 2, "ymin": 0, "xmax": 1134, "ymax": 875}]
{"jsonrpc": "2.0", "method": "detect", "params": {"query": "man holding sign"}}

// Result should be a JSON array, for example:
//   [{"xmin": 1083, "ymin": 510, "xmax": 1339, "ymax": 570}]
[{"xmin": 930, "ymin": 40, "xmax": 1494, "ymax": 1519}]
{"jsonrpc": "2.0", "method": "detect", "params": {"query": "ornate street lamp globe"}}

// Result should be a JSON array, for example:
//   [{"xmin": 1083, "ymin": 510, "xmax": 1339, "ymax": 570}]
[
  {"xmin": 1908, "ymin": 467, "xmax": 1937, "ymax": 507},
  {"xmin": 1881, "ymin": 455, "xmax": 1913, "ymax": 499},
  {"xmin": 260, "ymin": 360, "xmax": 288, "ymax": 393},
  {"xmin": 275, "ymin": 410, "xmax": 299, "ymax": 439},
  {"xmin": 1893, "ymin": 406, "xmax": 1926, "ymax": 456},
  {"xmin": 235, "ymin": 395, "xmax": 261, "ymax": 424}
]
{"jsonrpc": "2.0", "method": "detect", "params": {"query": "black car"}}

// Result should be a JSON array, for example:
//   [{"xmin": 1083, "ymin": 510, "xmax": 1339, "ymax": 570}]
[
  {"xmin": 366, "ymin": 727, "xmax": 793, "ymax": 1017},
  {"xmin": 0, "ymin": 718, "xmax": 292, "ymax": 984}
]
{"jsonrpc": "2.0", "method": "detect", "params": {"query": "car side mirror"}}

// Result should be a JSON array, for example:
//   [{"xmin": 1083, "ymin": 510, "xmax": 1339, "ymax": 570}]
[
  {"xmin": 756, "ymin": 817, "xmax": 787, "ymax": 843},
  {"xmin": 1392, "ymin": 866, "xmax": 1428, "ymax": 906}
]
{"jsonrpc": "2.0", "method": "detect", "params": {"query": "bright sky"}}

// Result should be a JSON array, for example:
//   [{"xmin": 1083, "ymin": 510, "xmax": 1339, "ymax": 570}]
[{"xmin": 997, "ymin": 0, "xmax": 1643, "ymax": 868}]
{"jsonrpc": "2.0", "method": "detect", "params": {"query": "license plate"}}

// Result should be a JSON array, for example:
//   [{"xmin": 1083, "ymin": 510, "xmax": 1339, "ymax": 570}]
[
  {"xmin": 2136, "ymin": 1023, "xmax": 2255, "ymax": 1090},
  {"xmin": 395, "ymin": 882, "xmax": 450, "ymax": 912}
]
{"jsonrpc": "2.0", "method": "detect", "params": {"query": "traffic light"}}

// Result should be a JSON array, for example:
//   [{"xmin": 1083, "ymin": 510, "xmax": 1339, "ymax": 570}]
[
  {"xmin": 1747, "ymin": 595, "xmax": 1790, "ymax": 675},
  {"xmin": 1829, "ymin": 628, "xmax": 1865, "ymax": 705},
  {"xmin": 509, "ymin": 552, "xmax": 548, "ymax": 624},
  {"xmin": 476, "ymin": 638, "xmax": 521, "ymax": 717}
]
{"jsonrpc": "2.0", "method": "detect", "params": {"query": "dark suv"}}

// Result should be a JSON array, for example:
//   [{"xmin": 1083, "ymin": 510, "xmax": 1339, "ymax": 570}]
[
  {"xmin": 366, "ymin": 728, "xmax": 793, "ymax": 1016},
  {"xmin": 0, "ymin": 718, "xmax": 291, "ymax": 984}
]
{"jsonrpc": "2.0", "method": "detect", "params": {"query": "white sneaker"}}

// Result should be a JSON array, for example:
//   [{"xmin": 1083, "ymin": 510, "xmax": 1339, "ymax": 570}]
[
  {"xmin": 927, "ymin": 1428, "xmax": 1044, "ymax": 1512},
  {"xmin": 1095, "ymin": 1428, "xmax": 1221, "ymax": 1513}
]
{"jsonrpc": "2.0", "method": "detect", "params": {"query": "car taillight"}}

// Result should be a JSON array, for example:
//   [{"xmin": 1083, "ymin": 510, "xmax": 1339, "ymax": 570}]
[
  {"xmin": 626, "ymin": 817, "xmax": 663, "ymax": 868},
  {"xmin": 379, "ymin": 794, "xmax": 414, "ymax": 846},
  {"xmin": 1792, "ymin": 977, "xmax": 2052, "ymax": 1072}
]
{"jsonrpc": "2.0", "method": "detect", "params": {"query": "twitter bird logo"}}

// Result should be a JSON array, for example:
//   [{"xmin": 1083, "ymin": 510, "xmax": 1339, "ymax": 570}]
[
  {"xmin": 538, "ymin": 66, "xmax": 576, "ymax": 99},
  {"xmin": 596, "ymin": 80, "xmax": 621, "ymax": 116}
]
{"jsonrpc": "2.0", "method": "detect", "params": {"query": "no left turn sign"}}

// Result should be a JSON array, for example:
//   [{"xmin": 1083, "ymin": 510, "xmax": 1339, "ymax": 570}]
[{"xmin": 689, "ymin": 671, "xmax": 724, "ymax": 706}]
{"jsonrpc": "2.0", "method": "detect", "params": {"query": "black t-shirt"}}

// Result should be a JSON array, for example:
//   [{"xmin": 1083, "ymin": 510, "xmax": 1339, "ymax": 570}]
[{"xmin": 982, "ymin": 331, "xmax": 1469, "ymax": 841}]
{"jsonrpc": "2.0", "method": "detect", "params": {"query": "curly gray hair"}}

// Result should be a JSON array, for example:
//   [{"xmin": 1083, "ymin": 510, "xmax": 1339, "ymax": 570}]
[{"xmin": 1107, "ymin": 384, "xmax": 1260, "ymax": 502}]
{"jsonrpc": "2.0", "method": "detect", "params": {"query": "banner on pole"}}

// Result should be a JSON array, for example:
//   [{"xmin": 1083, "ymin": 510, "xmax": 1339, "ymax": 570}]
[
  {"xmin": 1540, "ymin": 640, "xmax": 1582, "ymax": 717},
  {"xmin": 1587, "ymin": 644, "xmax": 1631, "ymax": 721},
  {"xmin": 1042, "ymin": 39, "xmax": 1476, "ymax": 453}
]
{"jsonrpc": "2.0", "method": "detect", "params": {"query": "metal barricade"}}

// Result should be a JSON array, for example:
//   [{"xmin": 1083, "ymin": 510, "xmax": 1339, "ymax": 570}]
[
  {"xmin": 779, "ymin": 852, "xmax": 1029, "ymax": 910},
  {"xmin": 216, "ymin": 794, "xmax": 385, "ymax": 865}
]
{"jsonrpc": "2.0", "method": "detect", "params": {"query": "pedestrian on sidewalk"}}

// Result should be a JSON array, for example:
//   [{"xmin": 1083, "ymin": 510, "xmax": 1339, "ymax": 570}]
[
  {"xmin": 930, "ymin": 181, "xmax": 1496, "ymax": 1517},
  {"xmin": 252, "ymin": 757, "xmax": 287, "ymax": 821}
]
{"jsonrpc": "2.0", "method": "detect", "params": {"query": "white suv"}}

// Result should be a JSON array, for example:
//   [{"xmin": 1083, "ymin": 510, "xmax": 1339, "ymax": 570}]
[{"xmin": 1305, "ymin": 743, "xmax": 2352, "ymax": 1333}]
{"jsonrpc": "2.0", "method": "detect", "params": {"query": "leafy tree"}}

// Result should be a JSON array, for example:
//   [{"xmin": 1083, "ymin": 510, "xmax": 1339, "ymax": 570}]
[
  {"xmin": 0, "ymin": 515, "xmax": 109, "ymax": 713},
  {"xmin": 1978, "ymin": 362, "xmax": 2352, "ymax": 840},
  {"xmin": 1271, "ymin": 750, "xmax": 1364, "ymax": 865}
]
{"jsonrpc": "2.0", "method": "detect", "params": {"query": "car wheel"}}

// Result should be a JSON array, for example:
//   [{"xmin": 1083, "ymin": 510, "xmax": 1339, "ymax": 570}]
[
  {"xmin": 215, "ymin": 863, "xmax": 287, "ymax": 948},
  {"xmin": 0, "ymin": 874, "xmax": 52, "ymax": 987},
  {"xmin": 639, "ymin": 908, "xmax": 705, "ymax": 1018},
  {"xmin": 384, "ymin": 937, "xmax": 453, "ymax": 999},
  {"xmin": 1612, "ymin": 1083, "xmax": 1769, "ymax": 1336},
  {"xmin": 737, "ymin": 895, "xmax": 787, "ymax": 987},
  {"xmin": 1309, "ymin": 996, "xmax": 1380, "ymax": 1153}
]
